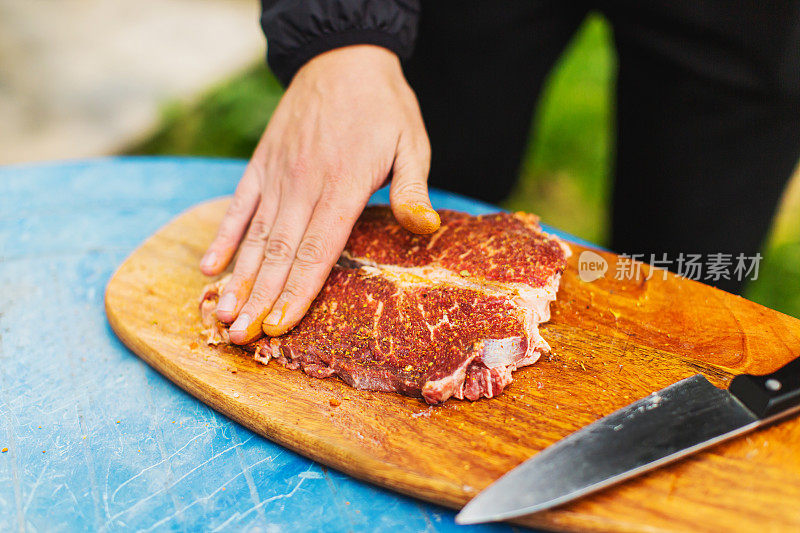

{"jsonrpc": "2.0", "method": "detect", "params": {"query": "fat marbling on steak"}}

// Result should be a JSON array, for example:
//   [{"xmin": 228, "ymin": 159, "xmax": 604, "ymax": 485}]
[{"xmin": 200, "ymin": 206, "xmax": 571, "ymax": 404}]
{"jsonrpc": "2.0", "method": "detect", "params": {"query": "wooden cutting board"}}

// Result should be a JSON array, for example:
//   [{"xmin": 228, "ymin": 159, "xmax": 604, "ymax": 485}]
[{"xmin": 105, "ymin": 198, "xmax": 800, "ymax": 533}]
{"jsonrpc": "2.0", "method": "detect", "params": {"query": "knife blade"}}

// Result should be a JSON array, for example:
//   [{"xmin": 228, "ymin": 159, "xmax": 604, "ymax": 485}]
[{"xmin": 456, "ymin": 355, "xmax": 800, "ymax": 525}]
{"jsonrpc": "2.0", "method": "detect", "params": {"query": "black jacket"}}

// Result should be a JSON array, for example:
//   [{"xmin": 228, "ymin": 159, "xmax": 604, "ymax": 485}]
[{"xmin": 261, "ymin": 0, "xmax": 420, "ymax": 86}]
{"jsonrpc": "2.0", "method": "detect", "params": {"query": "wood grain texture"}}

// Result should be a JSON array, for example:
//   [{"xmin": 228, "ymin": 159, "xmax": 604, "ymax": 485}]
[{"xmin": 105, "ymin": 198, "xmax": 800, "ymax": 533}]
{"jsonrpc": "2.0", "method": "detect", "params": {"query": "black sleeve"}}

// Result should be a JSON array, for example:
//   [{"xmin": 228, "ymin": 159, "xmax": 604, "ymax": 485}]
[{"xmin": 260, "ymin": 0, "xmax": 420, "ymax": 86}]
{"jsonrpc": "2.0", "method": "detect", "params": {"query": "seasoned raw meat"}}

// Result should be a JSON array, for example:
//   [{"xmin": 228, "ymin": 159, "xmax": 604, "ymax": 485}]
[{"xmin": 200, "ymin": 206, "xmax": 570, "ymax": 404}]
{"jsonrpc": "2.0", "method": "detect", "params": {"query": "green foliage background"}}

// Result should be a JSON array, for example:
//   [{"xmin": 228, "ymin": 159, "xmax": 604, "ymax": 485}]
[{"xmin": 126, "ymin": 14, "xmax": 800, "ymax": 318}]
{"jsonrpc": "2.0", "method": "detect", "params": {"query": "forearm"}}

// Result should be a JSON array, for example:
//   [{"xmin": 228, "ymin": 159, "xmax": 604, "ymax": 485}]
[{"xmin": 260, "ymin": 0, "xmax": 420, "ymax": 85}]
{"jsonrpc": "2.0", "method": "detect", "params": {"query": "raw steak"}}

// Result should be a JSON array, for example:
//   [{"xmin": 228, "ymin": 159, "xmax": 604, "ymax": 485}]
[{"xmin": 200, "ymin": 206, "xmax": 571, "ymax": 404}]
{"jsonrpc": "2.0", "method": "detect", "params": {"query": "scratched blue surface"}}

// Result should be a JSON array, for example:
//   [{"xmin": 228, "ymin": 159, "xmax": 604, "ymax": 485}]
[{"xmin": 0, "ymin": 157, "xmax": 587, "ymax": 532}]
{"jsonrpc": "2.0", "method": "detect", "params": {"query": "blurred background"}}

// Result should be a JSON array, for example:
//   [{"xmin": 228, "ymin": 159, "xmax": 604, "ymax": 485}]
[{"xmin": 2, "ymin": 2, "xmax": 799, "ymax": 316}]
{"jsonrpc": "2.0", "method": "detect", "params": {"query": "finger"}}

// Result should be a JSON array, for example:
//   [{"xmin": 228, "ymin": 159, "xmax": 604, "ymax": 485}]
[
  {"xmin": 200, "ymin": 162, "xmax": 261, "ymax": 275},
  {"xmin": 228, "ymin": 195, "xmax": 316, "ymax": 344},
  {"xmin": 214, "ymin": 198, "xmax": 279, "ymax": 324},
  {"xmin": 389, "ymin": 132, "xmax": 440, "ymax": 234},
  {"xmin": 262, "ymin": 194, "xmax": 367, "ymax": 337}
]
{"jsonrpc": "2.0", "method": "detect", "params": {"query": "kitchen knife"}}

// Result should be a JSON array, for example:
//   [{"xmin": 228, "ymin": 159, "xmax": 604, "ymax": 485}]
[{"xmin": 456, "ymin": 355, "xmax": 800, "ymax": 525}]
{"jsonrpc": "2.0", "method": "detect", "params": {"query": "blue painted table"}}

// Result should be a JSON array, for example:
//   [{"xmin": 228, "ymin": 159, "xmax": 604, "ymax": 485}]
[{"xmin": 0, "ymin": 157, "xmax": 584, "ymax": 532}]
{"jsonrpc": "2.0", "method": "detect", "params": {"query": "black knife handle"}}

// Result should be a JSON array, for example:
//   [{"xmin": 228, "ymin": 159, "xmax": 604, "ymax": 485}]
[{"xmin": 729, "ymin": 356, "xmax": 800, "ymax": 419}]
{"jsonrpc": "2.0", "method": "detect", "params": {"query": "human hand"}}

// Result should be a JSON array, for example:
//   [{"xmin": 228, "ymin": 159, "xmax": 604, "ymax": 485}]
[{"xmin": 199, "ymin": 45, "xmax": 440, "ymax": 344}]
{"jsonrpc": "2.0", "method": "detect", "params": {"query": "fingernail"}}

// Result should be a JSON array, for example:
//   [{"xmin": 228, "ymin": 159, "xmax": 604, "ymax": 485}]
[
  {"xmin": 400, "ymin": 203, "xmax": 440, "ymax": 234},
  {"xmin": 216, "ymin": 292, "xmax": 237, "ymax": 314},
  {"xmin": 230, "ymin": 313, "xmax": 251, "ymax": 332},
  {"xmin": 414, "ymin": 202, "xmax": 436, "ymax": 214},
  {"xmin": 264, "ymin": 308, "xmax": 282, "ymax": 327},
  {"xmin": 417, "ymin": 205, "xmax": 441, "ymax": 232},
  {"xmin": 200, "ymin": 251, "xmax": 217, "ymax": 270}
]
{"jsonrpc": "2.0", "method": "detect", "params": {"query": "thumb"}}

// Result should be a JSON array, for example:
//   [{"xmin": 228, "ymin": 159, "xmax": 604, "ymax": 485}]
[{"xmin": 389, "ymin": 134, "xmax": 440, "ymax": 234}]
